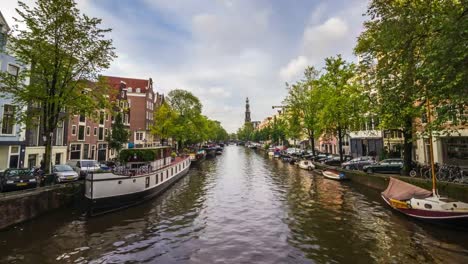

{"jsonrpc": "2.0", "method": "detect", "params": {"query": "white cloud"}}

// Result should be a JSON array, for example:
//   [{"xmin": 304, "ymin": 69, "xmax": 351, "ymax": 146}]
[
  {"xmin": 279, "ymin": 56, "xmax": 309, "ymax": 82},
  {"xmin": 1, "ymin": 0, "xmax": 368, "ymax": 133}
]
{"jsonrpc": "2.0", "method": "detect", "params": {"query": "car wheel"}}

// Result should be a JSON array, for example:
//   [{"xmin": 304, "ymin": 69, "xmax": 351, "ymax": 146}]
[
  {"xmin": 345, "ymin": 165, "xmax": 350, "ymax": 170},
  {"xmin": 367, "ymin": 168, "xmax": 373, "ymax": 174},
  {"xmin": 308, "ymin": 166, "xmax": 312, "ymax": 171},
  {"xmin": 0, "ymin": 184, "xmax": 3, "ymax": 192}
]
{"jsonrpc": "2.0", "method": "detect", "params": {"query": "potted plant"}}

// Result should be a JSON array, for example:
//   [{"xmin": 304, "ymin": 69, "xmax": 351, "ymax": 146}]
[{"xmin": 171, "ymin": 152, "xmax": 177, "ymax": 161}]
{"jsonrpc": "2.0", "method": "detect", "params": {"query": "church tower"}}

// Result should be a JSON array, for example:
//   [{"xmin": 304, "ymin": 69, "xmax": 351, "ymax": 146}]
[{"xmin": 245, "ymin": 97, "xmax": 251, "ymax": 124}]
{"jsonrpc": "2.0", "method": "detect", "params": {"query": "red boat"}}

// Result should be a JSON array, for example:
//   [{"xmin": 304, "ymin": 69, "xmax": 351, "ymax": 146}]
[{"xmin": 382, "ymin": 178, "xmax": 468, "ymax": 225}]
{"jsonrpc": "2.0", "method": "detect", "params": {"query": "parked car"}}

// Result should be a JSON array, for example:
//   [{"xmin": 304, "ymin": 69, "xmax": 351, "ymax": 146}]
[
  {"xmin": 99, "ymin": 163, "xmax": 111, "ymax": 171},
  {"xmin": 322, "ymin": 155, "xmax": 353, "ymax": 166},
  {"xmin": 363, "ymin": 158, "xmax": 403, "ymax": 174},
  {"xmin": 66, "ymin": 159, "xmax": 101, "ymax": 178},
  {"xmin": 314, "ymin": 153, "xmax": 330, "ymax": 162},
  {"xmin": 0, "ymin": 168, "xmax": 37, "ymax": 192},
  {"xmin": 53, "ymin": 164, "xmax": 79, "ymax": 183},
  {"xmin": 341, "ymin": 156, "xmax": 376, "ymax": 170}
]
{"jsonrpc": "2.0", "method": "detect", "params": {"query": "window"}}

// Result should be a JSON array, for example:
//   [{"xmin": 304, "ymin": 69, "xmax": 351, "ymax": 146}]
[
  {"xmin": 78, "ymin": 125, "xmax": 85, "ymax": 140},
  {"xmin": 105, "ymin": 113, "xmax": 109, "ymax": 121},
  {"xmin": 70, "ymin": 144, "xmax": 81, "ymax": 159},
  {"xmin": 136, "ymin": 88, "xmax": 141, "ymax": 93},
  {"xmin": 127, "ymin": 88, "xmax": 132, "ymax": 93},
  {"xmin": 83, "ymin": 144, "xmax": 89, "ymax": 159},
  {"xmin": 105, "ymin": 128, "xmax": 108, "ymax": 137},
  {"xmin": 99, "ymin": 112, "xmax": 105, "ymax": 125},
  {"xmin": 0, "ymin": 32, "xmax": 6, "ymax": 51},
  {"xmin": 98, "ymin": 127, "xmax": 104, "ymax": 141},
  {"xmin": 86, "ymin": 126, "xmax": 90, "ymax": 136},
  {"xmin": 1, "ymin": 105, "xmax": 15, "ymax": 134},
  {"xmin": 7, "ymin": 64, "xmax": 19, "ymax": 80},
  {"xmin": 136, "ymin": 132, "xmax": 144, "ymax": 141},
  {"xmin": 72, "ymin": 125, "xmax": 77, "ymax": 135},
  {"xmin": 124, "ymin": 113, "xmax": 129, "ymax": 124},
  {"xmin": 94, "ymin": 127, "xmax": 97, "ymax": 136},
  {"xmin": 56, "ymin": 121, "xmax": 64, "ymax": 145},
  {"xmin": 91, "ymin": 145, "xmax": 95, "ymax": 160},
  {"xmin": 79, "ymin": 114, "xmax": 86, "ymax": 123}
]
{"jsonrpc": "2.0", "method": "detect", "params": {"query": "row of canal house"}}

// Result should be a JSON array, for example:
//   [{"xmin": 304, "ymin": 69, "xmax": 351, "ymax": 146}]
[
  {"xmin": 21, "ymin": 76, "xmax": 165, "ymax": 169},
  {"xmin": 0, "ymin": 11, "xmax": 165, "ymax": 170},
  {"xmin": 316, "ymin": 115, "xmax": 467, "ymax": 168},
  {"xmin": 255, "ymin": 100, "xmax": 466, "ymax": 168}
]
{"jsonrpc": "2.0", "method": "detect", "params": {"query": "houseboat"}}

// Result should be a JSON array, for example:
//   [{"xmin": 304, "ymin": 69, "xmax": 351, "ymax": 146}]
[
  {"xmin": 189, "ymin": 149, "xmax": 206, "ymax": 166},
  {"xmin": 85, "ymin": 146, "xmax": 191, "ymax": 216}
]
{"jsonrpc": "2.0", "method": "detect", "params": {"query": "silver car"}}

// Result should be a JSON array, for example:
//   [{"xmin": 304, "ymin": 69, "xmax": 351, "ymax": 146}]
[{"xmin": 53, "ymin": 164, "xmax": 79, "ymax": 183}]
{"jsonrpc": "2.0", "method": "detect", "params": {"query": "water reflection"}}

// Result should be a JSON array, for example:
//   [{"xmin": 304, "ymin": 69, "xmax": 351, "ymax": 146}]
[{"xmin": 1, "ymin": 146, "xmax": 468, "ymax": 263}]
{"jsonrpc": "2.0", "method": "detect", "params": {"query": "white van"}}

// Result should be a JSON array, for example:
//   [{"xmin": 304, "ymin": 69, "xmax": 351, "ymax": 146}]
[{"xmin": 66, "ymin": 159, "xmax": 101, "ymax": 177}]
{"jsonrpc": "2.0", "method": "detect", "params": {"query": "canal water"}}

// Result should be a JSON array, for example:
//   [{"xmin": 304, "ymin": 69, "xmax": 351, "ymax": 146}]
[{"xmin": 2, "ymin": 146, "xmax": 468, "ymax": 263}]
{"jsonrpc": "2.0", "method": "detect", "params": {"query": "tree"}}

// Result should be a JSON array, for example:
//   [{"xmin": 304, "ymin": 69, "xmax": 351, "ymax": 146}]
[
  {"xmin": 315, "ymin": 55, "xmax": 364, "ymax": 162},
  {"xmin": 152, "ymin": 89, "xmax": 228, "ymax": 148},
  {"xmin": 283, "ymin": 66, "xmax": 322, "ymax": 154},
  {"xmin": 151, "ymin": 101, "xmax": 179, "ymax": 144},
  {"xmin": 0, "ymin": 0, "xmax": 115, "ymax": 173},
  {"xmin": 354, "ymin": 0, "xmax": 467, "ymax": 173},
  {"xmin": 107, "ymin": 112, "xmax": 129, "ymax": 158}
]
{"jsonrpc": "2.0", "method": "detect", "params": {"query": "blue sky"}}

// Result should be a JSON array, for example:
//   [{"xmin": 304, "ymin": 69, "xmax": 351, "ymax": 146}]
[{"xmin": 1, "ymin": 0, "xmax": 368, "ymax": 132}]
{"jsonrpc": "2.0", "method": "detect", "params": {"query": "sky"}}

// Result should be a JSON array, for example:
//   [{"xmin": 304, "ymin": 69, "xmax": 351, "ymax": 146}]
[{"xmin": 1, "ymin": 0, "xmax": 369, "ymax": 133}]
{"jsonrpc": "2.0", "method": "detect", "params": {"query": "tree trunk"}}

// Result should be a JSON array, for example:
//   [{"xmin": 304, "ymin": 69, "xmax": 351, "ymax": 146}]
[
  {"xmin": 402, "ymin": 117, "xmax": 413, "ymax": 175},
  {"xmin": 309, "ymin": 129, "xmax": 316, "ymax": 156},
  {"xmin": 44, "ymin": 135, "xmax": 52, "ymax": 174},
  {"xmin": 338, "ymin": 128, "xmax": 344, "ymax": 162}
]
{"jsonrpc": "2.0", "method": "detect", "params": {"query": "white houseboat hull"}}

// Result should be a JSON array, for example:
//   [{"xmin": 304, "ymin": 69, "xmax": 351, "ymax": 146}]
[{"xmin": 85, "ymin": 158, "xmax": 191, "ymax": 216}]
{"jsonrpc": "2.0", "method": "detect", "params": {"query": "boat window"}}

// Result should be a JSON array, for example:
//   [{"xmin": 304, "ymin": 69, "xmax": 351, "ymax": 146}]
[
  {"xmin": 145, "ymin": 177, "xmax": 150, "ymax": 188},
  {"xmin": 424, "ymin": 204, "xmax": 432, "ymax": 209},
  {"xmin": 160, "ymin": 173, "xmax": 164, "ymax": 182},
  {"xmin": 171, "ymin": 168, "xmax": 173, "ymax": 176},
  {"xmin": 166, "ymin": 170, "xmax": 169, "ymax": 179},
  {"xmin": 155, "ymin": 174, "xmax": 158, "ymax": 184}
]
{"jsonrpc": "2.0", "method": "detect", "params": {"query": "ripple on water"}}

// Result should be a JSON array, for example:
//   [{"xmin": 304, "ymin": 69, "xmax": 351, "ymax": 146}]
[{"xmin": 2, "ymin": 147, "xmax": 468, "ymax": 264}]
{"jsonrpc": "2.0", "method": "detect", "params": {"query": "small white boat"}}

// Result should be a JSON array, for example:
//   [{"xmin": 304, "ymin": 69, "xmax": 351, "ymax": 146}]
[
  {"xmin": 322, "ymin": 169, "xmax": 348, "ymax": 180},
  {"xmin": 298, "ymin": 160, "xmax": 315, "ymax": 170}
]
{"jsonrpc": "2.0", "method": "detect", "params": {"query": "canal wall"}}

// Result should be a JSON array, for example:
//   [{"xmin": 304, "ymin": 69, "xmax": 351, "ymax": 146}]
[
  {"xmin": 0, "ymin": 182, "xmax": 84, "ymax": 231},
  {"xmin": 313, "ymin": 162, "xmax": 468, "ymax": 203}
]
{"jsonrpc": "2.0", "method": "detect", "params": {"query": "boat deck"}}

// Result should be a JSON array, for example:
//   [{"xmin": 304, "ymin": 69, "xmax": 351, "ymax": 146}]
[{"xmin": 89, "ymin": 156, "xmax": 189, "ymax": 180}]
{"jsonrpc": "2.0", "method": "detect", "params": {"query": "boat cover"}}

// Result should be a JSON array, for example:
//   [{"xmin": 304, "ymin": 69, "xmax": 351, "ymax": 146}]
[{"xmin": 382, "ymin": 177, "xmax": 432, "ymax": 201}]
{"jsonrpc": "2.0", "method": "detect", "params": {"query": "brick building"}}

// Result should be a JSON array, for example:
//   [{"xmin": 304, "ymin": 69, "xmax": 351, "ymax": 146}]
[{"xmin": 105, "ymin": 76, "xmax": 156, "ymax": 148}]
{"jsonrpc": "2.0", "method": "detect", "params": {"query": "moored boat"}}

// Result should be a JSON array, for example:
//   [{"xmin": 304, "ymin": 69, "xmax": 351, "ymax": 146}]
[
  {"xmin": 381, "ymin": 99, "xmax": 468, "ymax": 226},
  {"xmin": 215, "ymin": 146, "xmax": 223, "ymax": 155},
  {"xmin": 322, "ymin": 169, "xmax": 348, "ymax": 180},
  {"xmin": 190, "ymin": 150, "xmax": 206, "ymax": 166},
  {"xmin": 85, "ymin": 146, "xmax": 191, "ymax": 216},
  {"xmin": 381, "ymin": 178, "xmax": 468, "ymax": 226},
  {"xmin": 202, "ymin": 145, "xmax": 217, "ymax": 158},
  {"xmin": 298, "ymin": 160, "xmax": 314, "ymax": 170}
]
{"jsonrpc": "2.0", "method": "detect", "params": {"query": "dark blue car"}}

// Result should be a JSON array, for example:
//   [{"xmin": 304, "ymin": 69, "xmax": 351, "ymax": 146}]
[{"xmin": 0, "ymin": 168, "xmax": 37, "ymax": 192}]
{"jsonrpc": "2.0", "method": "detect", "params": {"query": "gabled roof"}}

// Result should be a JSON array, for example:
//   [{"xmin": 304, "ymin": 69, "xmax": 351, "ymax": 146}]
[
  {"xmin": 103, "ymin": 75, "xmax": 152, "ymax": 94},
  {"xmin": 0, "ymin": 11, "xmax": 11, "ymax": 33}
]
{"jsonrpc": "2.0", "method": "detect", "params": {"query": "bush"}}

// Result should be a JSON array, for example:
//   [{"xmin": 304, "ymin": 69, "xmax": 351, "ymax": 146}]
[{"xmin": 119, "ymin": 149, "xmax": 157, "ymax": 163}]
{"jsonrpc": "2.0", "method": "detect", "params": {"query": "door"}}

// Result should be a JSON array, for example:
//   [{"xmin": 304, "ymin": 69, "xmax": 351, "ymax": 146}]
[
  {"xmin": 97, "ymin": 144, "xmax": 107, "ymax": 162},
  {"xmin": 55, "ymin": 153, "xmax": 61, "ymax": 165}
]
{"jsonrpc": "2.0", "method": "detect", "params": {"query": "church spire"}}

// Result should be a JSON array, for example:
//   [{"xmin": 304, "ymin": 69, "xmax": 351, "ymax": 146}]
[{"xmin": 245, "ymin": 97, "xmax": 251, "ymax": 123}]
